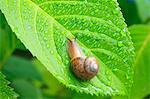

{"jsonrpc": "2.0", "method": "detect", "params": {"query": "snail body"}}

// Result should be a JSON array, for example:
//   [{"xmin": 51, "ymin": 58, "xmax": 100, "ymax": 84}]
[{"xmin": 67, "ymin": 38, "xmax": 99, "ymax": 80}]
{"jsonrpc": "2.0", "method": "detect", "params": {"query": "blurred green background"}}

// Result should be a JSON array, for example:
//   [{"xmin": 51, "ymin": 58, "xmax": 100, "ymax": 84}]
[{"xmin": 0, "ymin": 0, "xmax": 150, "ymax": 99}]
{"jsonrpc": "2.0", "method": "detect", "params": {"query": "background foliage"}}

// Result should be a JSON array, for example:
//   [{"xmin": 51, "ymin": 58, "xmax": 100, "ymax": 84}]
[{"xmin": 0, "ymin": 0, "xmax": 150, "ymax": 99}]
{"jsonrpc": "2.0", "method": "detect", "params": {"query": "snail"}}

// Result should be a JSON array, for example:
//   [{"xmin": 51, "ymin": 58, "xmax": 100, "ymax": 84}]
[{"xmin": 67, "ymin": 38, "xmax": 99, "ymax": 80}]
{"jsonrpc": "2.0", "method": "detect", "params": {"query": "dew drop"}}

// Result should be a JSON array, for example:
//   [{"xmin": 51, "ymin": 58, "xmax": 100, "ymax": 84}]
[
  {"xmin": 112, "ymin": 33, "xmax": 117, "ymax": 37},
  {"xmin": 108, "ymin": 20, "xmax": 113, "ymax": 24},
  {"xmin": 91, "ymin": 12, "xmax": 95, "ymax": 16},
  {"xmin": 57, "ymin": 56, "xmax": 62, "ymax": 64},
  {"xmin": 108, "ymin": 81, "xmax": 111, "ymax": 86},
  {"xmin": 46, "ymin": 44, "xmax": 50, "ymax": 48},
  {"xmin": 105, "ymin": 89, "xmax": 111, "ymax": 95},
  {"xmin": 123, "ymin": 28, "xmax": 127, "ymax": 32},
  {"xmin": 113, "ymin": 68, "xmax": 118, "ymax": 72},
  {"xmin": 117, "ymin": 41, "xmax": 123, "ymax": 47},
  {"xmin": 66, "ymin": 60, "xmax": 70, "ymax": 64},
  {"xmin": 85, "ymin": 0, "xmax": 88, "ymax": 3},
  {"xmin": 105, "ymin": 70, "xmax": 109, "ymax": 75},
  {"xmin": 125, "ymin": 74, "xmax": 130, "ymax": 80},
  {"xmin": 108, "ymin": 76, "xmax": 112, "ymax": 81},
  {"xmin": 50, "ymin": 50, "xmax": 54, "ymax": 54},
  {"xmin": 121, "ymin": 31, "xmax": 126, "ymax": 37},
  {"xmin": 60, "ymin": 68, "xmax": 64, "ymax": 74},
  {"xmin": 124, "ymin": 82, "xmax": 128, "ymax": 86},
  {"xmin": 43, "ymin": 37, "xmax": 47, "ymax": 40},
  {"xmin": 115, "ymin": 89, "xmax": 119, "ymax": 93}
]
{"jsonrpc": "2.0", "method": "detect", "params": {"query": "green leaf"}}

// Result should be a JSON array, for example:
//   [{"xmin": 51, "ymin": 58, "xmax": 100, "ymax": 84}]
[
  {"xmin": 135, "ymin": 0, "xmax": 150, "ymax": 23},
  {"xmin": 0, "ymin": 0, "xmax": 135, "ymax": 95},
  {"xmin": 11, "ymin": 79, "xmax": 42, "ymax": 99},
  {"xmin": 110, "ymin": 24, "xmax": 150, "ymax": 99},
  {"xmin": 2, "ymin": 56, "xmax": 42, "ymax": 81},
  {"xmin": 0, "ymin": 10, "xmax": 18, "ymax": 67},
  {"xmin": 0, "ymin": 72, "xmax": 18, "ymax": 99},
  {"xmin": 16, "ymin": 41, "xmax": 27, "ymax": 51},
  {"xmin": 33, "ymin": 59, "xmax": 111, "ymax": 98},
  {"xmin": 33, "ymin": 59, "xmax": 66, "ymax": 96},
  {"xmin": 118, "ymin": 0, "xmax": 141, "ymax": 26},
  {"xmin": 129, "ymin": 25, "xmax": 150, "ymax": 99}
]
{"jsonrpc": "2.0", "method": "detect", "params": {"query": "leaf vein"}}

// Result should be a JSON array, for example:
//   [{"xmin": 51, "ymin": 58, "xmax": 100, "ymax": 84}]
[
  {"xmin": 54, "ymin": 15, "xmax": 121, "ymax": 32},
  {"xmin": 135, "ymin": 32, "xmax": 150, "ymax": 66},
  {"xmin": 38, "ymin": 0, "xmax": 96, "ymax": 6}
]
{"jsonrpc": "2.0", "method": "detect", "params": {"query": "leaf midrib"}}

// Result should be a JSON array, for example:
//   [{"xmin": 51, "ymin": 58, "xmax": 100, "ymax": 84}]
[
  {"xmin": 54, "ymin": 15, "xmax": 121, "ymax": 33},
  {"xmin": 134, "ymin": 32, "xmax": 150, "ymax": 67},
  {"xmin": 38, "ymin": 0, "xmax": 100, "ymax": 7}
]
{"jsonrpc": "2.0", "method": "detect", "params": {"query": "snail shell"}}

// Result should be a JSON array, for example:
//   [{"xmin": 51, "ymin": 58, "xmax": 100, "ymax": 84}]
[{"xmin": 67, "ymin": 38, "xmax": 99, "ymax": 80}]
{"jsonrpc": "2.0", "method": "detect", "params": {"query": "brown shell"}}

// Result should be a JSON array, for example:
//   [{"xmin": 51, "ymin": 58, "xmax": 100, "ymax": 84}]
[
  {"xmin": 84, "ymin": 57, "xmax": 99, "ymax": 75},
  {"xmin": 71, "ymin": 57, "xmax": 99, "ymax": 80}
]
